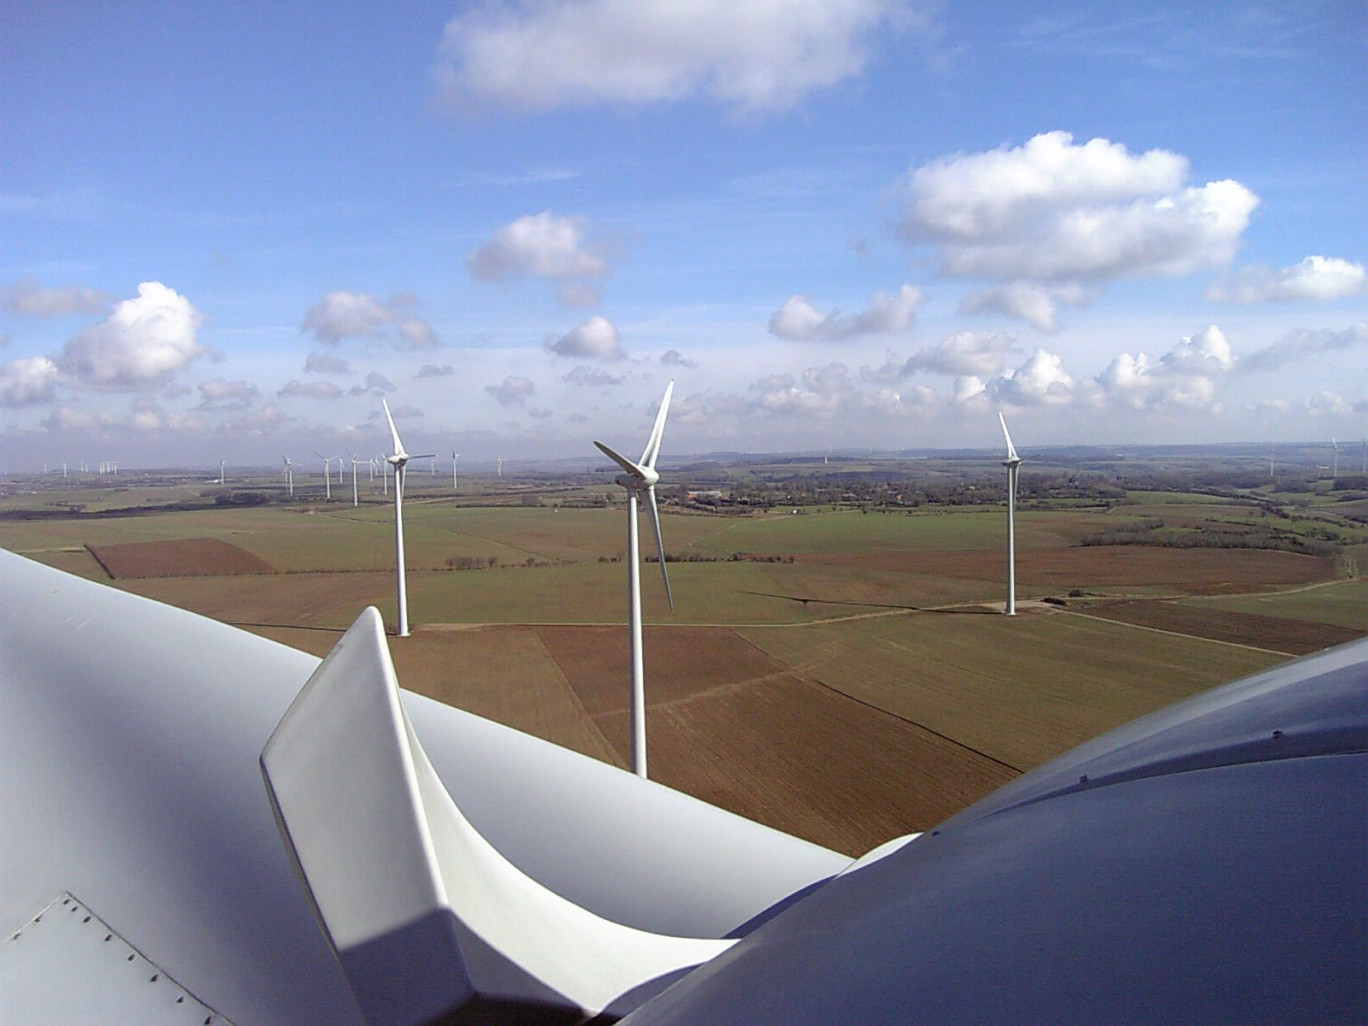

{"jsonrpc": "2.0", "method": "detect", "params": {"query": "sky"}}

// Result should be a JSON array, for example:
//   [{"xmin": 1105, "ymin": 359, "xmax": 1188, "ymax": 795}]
[{"xmin": 2, "ymin": 1, "xmax": 1365, "ymax": 472}]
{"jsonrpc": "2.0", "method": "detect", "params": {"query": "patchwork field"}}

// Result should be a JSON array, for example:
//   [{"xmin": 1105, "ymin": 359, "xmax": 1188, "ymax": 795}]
[{"xmin": 2, "ymin": 483, "xmax": 1363, "ymax": 857}]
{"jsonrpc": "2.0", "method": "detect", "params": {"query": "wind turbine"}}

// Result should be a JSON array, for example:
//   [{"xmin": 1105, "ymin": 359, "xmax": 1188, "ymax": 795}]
[
  {"xmin": 999, "ymin": 412, "xmax": 1022, "ymax": 617},
  {"xmin": 1331, "ymin": 437, "xmax": 1339, "ymax": 478},
  {"xmin": 219, "ymin": 460, "xmax": 226, "ymax": 485},
  {"xmin": 496, "ymin": 456, "xmax": 504, "ymax": 478},
  {"xmin": 282, "ymin": 455, "xmax": 295, "ymax": 497},
  {"xmin": 382, "ymin": 399, "xmax": 435, "ymax": 638},
  {"xmin": 349, "ymin": 453, "xmax": 364, "ymax": 508},
  {"xmin": 314, "ymin": 452, "xmax": 334, "ymax": 500},
  {"xmin": 593, "ymin": 381, "xmax": 675, "ymax": 779},
  {"xmin": 452, "ymin": 450, "xmax": 461, "ymax": 491}
]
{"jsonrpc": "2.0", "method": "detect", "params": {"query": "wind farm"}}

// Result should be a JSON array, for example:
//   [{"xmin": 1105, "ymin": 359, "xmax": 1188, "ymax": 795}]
[{"xmin": 1, "ymin": 429, "xmax": 1363, "ymax": 855}]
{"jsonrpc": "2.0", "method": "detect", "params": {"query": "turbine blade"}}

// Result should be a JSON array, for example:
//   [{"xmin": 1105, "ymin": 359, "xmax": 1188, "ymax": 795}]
[
  {"xmin": 645, "ymin": 485, "xmax": 673, "ymax": 611},
  {"xmin": 998, "ymin": 412, "xmax": 1020, "ymax": 463},
  {"xmin": 595, "ymin": 440, "xmax": 645, "ymax": 480},
  {"xmin": 382, "ymin": 398, "xmax": 406, "ymax": 458},
  {"xmin": 640, "ymin": 381, "xmax": 674, "ymax": 469}
]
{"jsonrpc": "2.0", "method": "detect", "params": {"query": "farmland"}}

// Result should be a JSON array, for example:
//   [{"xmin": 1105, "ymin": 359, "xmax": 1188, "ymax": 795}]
[{"xmin": 2, "ymin": 450, "xmax": 1364, "ymax": 856}]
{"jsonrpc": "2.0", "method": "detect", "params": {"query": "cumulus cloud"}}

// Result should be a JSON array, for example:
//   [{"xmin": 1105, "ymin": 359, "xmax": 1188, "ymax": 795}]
[
  {"xmin": 486, "ymin": 375, "xmax": 536, "ymax": 406},
  {"xmin": 2, "ymin": 278, "xmax": 111, "ymax": 317},
  {"xmin": 1095, "ymin": 326, "xmax": 1233, "ymax": 411},
  {"xmin": 468, "ymin": 212, "xmax": 609, "ymax": 282},
  {"xmin": 563, "ymin": 365, "xmax": 625, "ymax": 388},
  {"xmin": 0, "ymin": 355, "xmax": 60, "ymax": 406},
  {"xmin": 1240, "ymin": 323, "xmax": 1368, "ymax": 374},
  {"xmin": 58, "ymin": 281, "xmax": 204, "ymax": 387},
  {"xmin": 1206, "ymin": 256, "xmax": 1368, "ymax": 304},
  {"xmin": 661, "ymin": 349, "xmax": 697, "ymax": 368},
  {"xmin": 995, "ymin": 349, "xmax": 1076, "ymax": 406},
  {"xmin": 897, "ymin": 132, "xmax": 1258, "ymax": 283},
  {"xmin": 417, "ymin": 363, "xmax": 454, "ymax": 378},
  {"xmin": 752, "ymin": 364, "xmax": 857, "ymax": 417},
  {"xmin": 349, "ymin": 371, "xmax": 397, "ymax": 396},
  {"xmin": 545, "ymin": 315, "xmax": 625, "ymax": 360},
  {"xmin": 437, "ymin": 0, "xmax": 912, "ymax": 115},
  {"xmin": 304, "ymin": 352, "xmax": 352, "ymax": 374},
  {"xmin": 867, "ymin": 331, "xmax": 1014, "ymax": 382},
  {"xmin": 301, "ymin": 291, "xmax": 438, "ymax": 348},
  {"xmin": 768, "ymin": 284, "xmax": 924, "ymax": 341},
  {"xmin": 279, "ymin": 380, "xmax": 344, "ymax": 400},
  {"xmin": 959, "ymin": 281, "xmax": 1093, "ymax": 333},
  {"xmin": 198, "ymin": 378, "xmax": 260, "ymax": 409}
]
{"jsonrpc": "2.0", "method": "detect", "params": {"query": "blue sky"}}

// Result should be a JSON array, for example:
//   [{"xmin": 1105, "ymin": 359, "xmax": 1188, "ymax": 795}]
[{"xmin": 2, "ymin": 1, "xmax": 1365, "ymax": 471}]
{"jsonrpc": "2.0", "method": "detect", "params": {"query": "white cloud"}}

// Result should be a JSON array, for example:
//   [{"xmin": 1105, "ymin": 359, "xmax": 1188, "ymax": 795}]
[
  {"xmin": 304, "ymin": 352, "xmax": 352, "ymax": 374},
  {"xmin": 769, "ymin": 284, "xmax": 923, "ymax": 341},
  {"xmin": 278, "ymin": 380, "xmax": 344, "ymax": 400},
  {"xmin": 417, "ymin": 363, "xmax": 455, "ymax": 378},
  {"xmin": 1240, "ymin": 323, "xmax": 1368, "ymax": 373},
  {"xmin": 1096, "ymin": 326, "xmax": 1233, "ymax": 411},
  {"xmin": 953, "ymin": 375, "xmax": 986, "ymax": 402},
  {"xmin": 468, "ymin": 212, "xmax": 608, "ymax": 282},
  {"xmin": 349, "ymin": 371, "xmax": 396, "ymax": 396},
  {"xmin": 897, "ymin": 132, "xmax": 1258, "ymax": 282},
  {"xmin": 2, "ymin": 278, "xmax": 111, "ymax": 317},
  {"xmin": 563, "ymin": 365, "xmax": 625, "ymax": 387},
  {"xmin": 867, "ymin": 331, "xmax": 1014, "ymax": 381},
  {"xmin": 0, "ymin": 355, "xmax": 60, "ymax": 406},
  {"xmin": 301, "ymin": 291, "xmax": 438, "ymax": 348},
  {"xmin": 661, "ymin": 349, "xmax": 697, "ymax": 368},
  {"xmin": 958, "ymin": 281, "xmax": 1092, "ymax": 333},
  {"xmin": 995, "ymin": 348, "xmax": 1076, "ymax": 406},
  {"xmin": 752, "ymin": 363, "xmax": 856, "ymax": 417},
  {"xmin": 437, "ymin": 0, "xmax": 912, "ymax": 115},
  {"xmin": 198, "ymin": 378, "xmax": 260, "ymax": 409},
  {"xmin": 486, "ymin": 375, "xmax": 536, "ymax": 406},
  {"xmin": 545, "ymin": 315, "xmax": 625, "ymax": 360},
  {"xmin": 1206, "ymin": 256, "xmax": 1368, "ymax": 304},
  {"xmin": 1305, "ymin": 391, "xmax": 1350, "ymax": 415},
  {"xmin": 58, "ymin": 281, "xmax": 204, "ymax": 387}
]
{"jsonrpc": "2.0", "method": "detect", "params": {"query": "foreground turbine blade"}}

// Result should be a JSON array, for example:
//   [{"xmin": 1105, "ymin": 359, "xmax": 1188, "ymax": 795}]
[
  {"xmin": 261, "ymin": 608, "xmax": 731, "ymax": 1025},
  {"xmin": 999, "ymin": 411, "xmax": 1020, "ymax": 464},
  {"xmin": 595, "ymin": 440, "xmax": 645, "ymax": 480},
  {"xmin": 382, "ymin": 397, "xmax": 406, "ymax": 459},
  {"xmin": 640, "ymin": 381, "xmax": 674, "ymax": 469},
  {"xmin": 645, "ymin": 485, "xmax": 673, "ymax": 611}
]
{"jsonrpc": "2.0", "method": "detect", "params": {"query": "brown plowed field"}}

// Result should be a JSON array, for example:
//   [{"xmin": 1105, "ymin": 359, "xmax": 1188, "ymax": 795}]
[
  {"xmin": 1082, "ymin": 600, "xmax": 1364, "ymax": 655},
  {"xmin": 88, "ymin": 538, "xmax": 273, "ymax": 578},
  {"xmin": 799, "ymin": 546, "xmax": 1336, "ymax": 594}
]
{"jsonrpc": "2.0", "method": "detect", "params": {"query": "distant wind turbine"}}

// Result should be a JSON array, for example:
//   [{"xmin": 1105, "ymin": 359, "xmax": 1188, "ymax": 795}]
[
  {"xmin": 282, "ymin": 455, "xmax": 294, "ymax": 497},
  {"xmin": 347, "ymin": 453, "xmax": 362, "ymax": 508},
  {"xmin": 452, "ymin": 450, "xmax": 461, "ymax": 491},
  {"xmin": 1332, "ymin": 437, "xmax": 1339, "ymax": 478},
  {"xmin": 219, "ymin": 460, "xmax": 227, "ymax": 485},
  {"xmin": 594, "ymin": 381, "xmax": 675, "ymax": 778},
  {"xmin": 496, "ymin": 456, "xmax": 504, "ymax": 478},
  {"xmin": 383, "ymin": 399, "xmax": 435, "ymax": 638},
  {"xmin": 314, "ymin": 452, "xmax": 334, "ymax": 500},
  {"xmin": 999, "ymin": 412, "xmax": 1022, "ymax": 617}
]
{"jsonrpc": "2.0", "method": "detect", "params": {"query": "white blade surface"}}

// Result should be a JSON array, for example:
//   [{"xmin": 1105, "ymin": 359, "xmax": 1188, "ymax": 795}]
[
  {"xmin": 382, "ymin": 398, "xmax": 406, "ymax": 459},
  {"xmin": 595, "ymin": 440, "xmax": 645, "ymax": 480},
  {"xmin": 999, "ymin": 412, "xmax": 1020, "ymax": 463},
  {"xmin": 645, "ymin": 485, "xmax": 673, "ymax": 611},
  {"xmin": 640, "ymin": 381, "xmax": 674, "ymax": 469}
]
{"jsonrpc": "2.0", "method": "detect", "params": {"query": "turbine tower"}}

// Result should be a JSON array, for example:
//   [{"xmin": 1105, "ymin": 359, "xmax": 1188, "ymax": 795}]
[
  {"xmin": 452, "ymin": 450, "xmax": 461, "ymax": 491},
  {"xmin": 219, "ymin": 460, "xmax": 226, "ymax": 485},
  {"xmin": 594, "ymin": 381, "xmax": 675, "ymax": 779},
  {"xmin": 314, "ymin": 452, "xmax": 333, "ymax": 500},
  {"xmin": 349, "ymin": 454, "xmax": 364, "ymax": 508},
  {"xmin": 383, "ymin": 399, "xmax": 435, "ymax": 638},
  {"xmin": 999, "ymin": 412, "xmax": 1022, "ymax": 616},
  {"xmin": 1331, "ymin": 437, "xmax": 1339, "ymax": 478},
  {"xmin": 282, "ymin": 455, "xmax": 294, "ymax": 497}
]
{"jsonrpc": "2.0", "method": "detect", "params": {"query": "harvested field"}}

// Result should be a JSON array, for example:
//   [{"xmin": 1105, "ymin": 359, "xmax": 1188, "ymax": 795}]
[
  {"xmin": 1081, "ymin": 599, "xmax": 1364, "ymax": 656},
  {"xmin": 798, "ymin": 546, "xmax": 1337, "ymax": 594},
  {"xmin": 88, "ymin": 537, "xmax": 273, "ymax": 578}
]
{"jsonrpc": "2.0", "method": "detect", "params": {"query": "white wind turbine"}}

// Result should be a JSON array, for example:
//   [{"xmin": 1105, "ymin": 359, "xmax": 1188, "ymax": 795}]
[
  {"xmin": 218, "ymin": 460, "xmax": 226, "ymax": 485},
  {"xmin": 383, "ymin": 399, "xmax": 435, "ymax": 638},
  {"xmin": 452, "ymin": 450, "xmax": 461, "ymax": 491},
  {"xmin": 496, "ymin": 456, "xmax": 504, "ymax": 478},
  {"xmin": 999, "ymin": 412, "xmax": 1023, "ymax": 617},
  {"xmin": 1332, "ymin": 437, "xmax": 1339, "ymax": 478},
  {"xmin": 282, "ymin": 455, "xmax": 295, "ymax": 497},
  {"xmin": 594, "ymin": 381, "xmax": 675, "ymax": 779},
  {"xmin": 314, "ymin": 452, "xmax": 334, "ymax": 500},
  {"xmin": 347, "ymin": 453, "xmax": 363, "ymax": 508}
]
